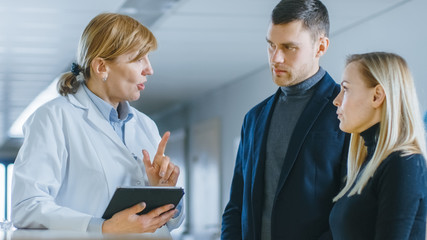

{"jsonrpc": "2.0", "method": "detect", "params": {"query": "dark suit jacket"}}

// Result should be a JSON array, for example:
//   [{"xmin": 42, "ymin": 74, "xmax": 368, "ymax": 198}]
[{"xmin": 221, "ymin": 73, "xmax": 350, "ymax": 240}]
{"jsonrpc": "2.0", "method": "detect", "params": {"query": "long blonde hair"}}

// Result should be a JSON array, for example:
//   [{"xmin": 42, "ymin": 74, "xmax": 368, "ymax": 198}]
[
  {"xmin": 334, "ymin": 52, "xmax": 426, "ymax": 201},
  {"xmin": 57, "ymin": 13, "xmax": 157, "ymax": 96}
]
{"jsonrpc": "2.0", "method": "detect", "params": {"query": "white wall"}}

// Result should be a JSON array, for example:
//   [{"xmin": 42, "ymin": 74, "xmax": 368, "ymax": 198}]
[{"xmin": 322, "ymin": 0, "xmax": 427, "ymax": 113}]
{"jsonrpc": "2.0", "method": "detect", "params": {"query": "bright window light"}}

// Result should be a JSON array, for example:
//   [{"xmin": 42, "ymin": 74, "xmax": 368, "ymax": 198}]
[
  {"xmin": 7, "ymin": 164, "xmax": 13, "ymax": 220},
  {"xmin": 0, "ymin": 164, "xmax": 4, "ymax": 220}
]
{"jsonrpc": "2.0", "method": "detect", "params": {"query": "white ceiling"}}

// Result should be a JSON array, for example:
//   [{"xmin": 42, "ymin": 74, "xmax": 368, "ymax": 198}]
[{"xmin": 0, "ymin": 0, "xmax": 425, "ymax": 148}]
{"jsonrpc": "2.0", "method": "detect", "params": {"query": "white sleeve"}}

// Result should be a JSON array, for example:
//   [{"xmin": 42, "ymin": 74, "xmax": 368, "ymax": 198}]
[
  {"xmin": 166, "ymin": 197, "xmax": 185, "ymax": 231},
  {"xmin": 11, "ymin": 106, "xmax": 92, "ymax": 231}
]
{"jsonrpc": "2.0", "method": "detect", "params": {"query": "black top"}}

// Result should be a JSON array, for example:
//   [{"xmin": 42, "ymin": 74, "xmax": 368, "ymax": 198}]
[{"xmin": 329, "ymin": 123, "xmax": 427, "ymax": 240}]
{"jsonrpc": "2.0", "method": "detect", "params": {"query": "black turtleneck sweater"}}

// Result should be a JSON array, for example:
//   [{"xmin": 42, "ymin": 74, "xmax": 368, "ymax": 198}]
[{"xmin": 329, "ymin": 123, "xmax": 427, "ymax": 240}]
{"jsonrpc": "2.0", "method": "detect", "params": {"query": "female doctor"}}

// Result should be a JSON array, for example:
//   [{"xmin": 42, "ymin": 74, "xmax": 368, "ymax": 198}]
[{"xmin": 11, "ymin": 13, "xmax": 184, "ymax": 234}]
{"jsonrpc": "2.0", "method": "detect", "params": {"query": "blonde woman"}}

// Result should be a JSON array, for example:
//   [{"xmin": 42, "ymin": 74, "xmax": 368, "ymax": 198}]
[
  {"xmin": 330, "ymin": 52, "xmax": 427, "ymax": 239},
  {"xmin": 12, "ymin": 13, "xmax": 184, "ymax": 234}
]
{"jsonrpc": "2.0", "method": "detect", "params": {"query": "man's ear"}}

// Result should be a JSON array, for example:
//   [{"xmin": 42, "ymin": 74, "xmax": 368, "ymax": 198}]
[
  {"xmin": 372, "ymin": 84, "xmax": 386, "ymax": 108},
  {"xmin": 90, "ymin": 57, "xmax": 108, "ymax": 77},
  {"xmin": 316, "ymin": 36, "xmax": 329, "ymax": 58}
]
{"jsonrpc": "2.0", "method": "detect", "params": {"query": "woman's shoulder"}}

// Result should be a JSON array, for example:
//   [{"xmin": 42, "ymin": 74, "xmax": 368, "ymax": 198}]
[
  {"xmin": 371, "ymin": 152, "xmax": 427, "ymax": 198},
  {"xmin": 383, "ymin": 151, "xmax": 425, "ymax": 165},
  {"xmin": 26, "ymin": 95, "xmax": 76, "ymax": 124},
  {"xmin": 34, "ymin": 95, "xmax": 72, "ymax": 112},
  {"xmin": 378, "ymin": 151, "xmax": 426, "ymax": 179}
]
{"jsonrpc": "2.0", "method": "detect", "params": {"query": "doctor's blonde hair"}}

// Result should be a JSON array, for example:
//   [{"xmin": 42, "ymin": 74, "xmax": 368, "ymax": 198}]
[
  {"xmin": 334, "ymin": 52, "xmax": 426, "ymax": 201},
  {"xmin": 57, "ymin": 13, "xmax": 157, "ymax": 96}
]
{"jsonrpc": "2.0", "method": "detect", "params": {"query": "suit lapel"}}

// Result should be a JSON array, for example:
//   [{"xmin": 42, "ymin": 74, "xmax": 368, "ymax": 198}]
[
  {"xmin": 251, "ymin": 89, "xmax": 281, "ymax": 237},
  {"xmin": 275, "ymin": 75, "xmax": 337, "ymax": 195}
]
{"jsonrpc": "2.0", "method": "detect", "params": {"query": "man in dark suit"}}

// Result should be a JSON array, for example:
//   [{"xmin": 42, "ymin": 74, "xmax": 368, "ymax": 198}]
[{"xmin": 221, "ymin": 0, "xmax": 349, "ymax": 239}]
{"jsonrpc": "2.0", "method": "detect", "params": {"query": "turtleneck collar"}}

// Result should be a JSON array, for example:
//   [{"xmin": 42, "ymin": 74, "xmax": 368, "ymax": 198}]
[
  {"xmin": 360, "ymin": 122, "xmax": 380, "ymax": 160},
  {"xmin": 280, "ymin": 67, "xmax": 325, "ymax": 96}
]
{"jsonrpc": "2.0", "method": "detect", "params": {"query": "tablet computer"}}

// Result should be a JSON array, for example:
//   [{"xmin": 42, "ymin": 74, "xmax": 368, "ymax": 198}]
[{"xmin": 102, "ymin": 186, "xmax": 185, "ymax": 220}]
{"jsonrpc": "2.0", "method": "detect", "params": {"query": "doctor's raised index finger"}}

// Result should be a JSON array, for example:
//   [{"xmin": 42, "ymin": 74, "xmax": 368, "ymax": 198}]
[{"xmin": 156, "ymin": 131, "xmax": 170, "ymax": 156}]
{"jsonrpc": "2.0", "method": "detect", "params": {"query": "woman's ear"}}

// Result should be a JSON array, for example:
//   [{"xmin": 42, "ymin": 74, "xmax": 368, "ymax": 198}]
[
  {"xmin": 90, "ymin": 57, "xmax": 108, "ymax": 77},
  {"xmin": 372, "ymin": 84, "xmax": 385, "ymax": 108}
]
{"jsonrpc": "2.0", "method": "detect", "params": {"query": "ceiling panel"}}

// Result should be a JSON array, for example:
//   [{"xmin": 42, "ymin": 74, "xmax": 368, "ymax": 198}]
[
  {"xmin": 174, "ymin": 0, "xmax": 279, "ymax": 16},
  {"xmin": 0, "ymin": 0, "xmax": 124, "ymax": 10},
  {"xmin": 157, "ymin": 15, "xmax": 269, "ymax": 32}
]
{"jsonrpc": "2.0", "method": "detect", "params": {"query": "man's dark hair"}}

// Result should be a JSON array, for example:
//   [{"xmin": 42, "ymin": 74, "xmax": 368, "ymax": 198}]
[{"xmin": 272, "ymin": 0, "xmax": 330, "ymax": 39}]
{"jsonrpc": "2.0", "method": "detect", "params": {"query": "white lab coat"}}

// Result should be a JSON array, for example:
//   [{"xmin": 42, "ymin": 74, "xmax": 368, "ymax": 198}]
[{"xmin": 11, "ymin": 86, "xmax": 184, "ymax": 233}]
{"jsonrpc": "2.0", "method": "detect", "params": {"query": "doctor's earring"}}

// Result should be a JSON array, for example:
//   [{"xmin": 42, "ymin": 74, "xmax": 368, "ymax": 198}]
[{"xmin": 102, "ymin": 76, "xmax": 107, "ymax": 82}]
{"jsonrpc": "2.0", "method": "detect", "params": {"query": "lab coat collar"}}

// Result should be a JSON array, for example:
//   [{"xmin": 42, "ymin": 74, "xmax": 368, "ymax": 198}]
[{"xmin": 67, "ymin": 86, "xmax": 136, "ymax": 157}]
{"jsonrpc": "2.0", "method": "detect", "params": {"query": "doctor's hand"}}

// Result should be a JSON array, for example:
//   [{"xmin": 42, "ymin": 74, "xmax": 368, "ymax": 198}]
[
  {"xmin": 102, "ymin": 202, "xmax": 177, "ymax": 234},
  {"xmin": 142, "ymin": 131, "xmax": 180, "ymax": 187}
]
